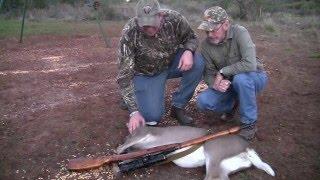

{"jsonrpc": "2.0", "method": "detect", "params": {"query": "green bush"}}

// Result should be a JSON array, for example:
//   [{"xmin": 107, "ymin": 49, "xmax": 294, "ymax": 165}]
[
  {"xmin": 264, "ymin": 24, "xmax": 275, "ymax": 33},
  {"xmin": 263, "ymin": 0, "xmax": 320, "ymax": 15},
  {"xmin": 309, "ymin": 52, "xmax": 320, "ymax": 59}
]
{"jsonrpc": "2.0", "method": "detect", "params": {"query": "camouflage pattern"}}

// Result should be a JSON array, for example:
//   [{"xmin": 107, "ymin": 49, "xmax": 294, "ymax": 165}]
[
  {"xmin": 136, "ymin": 0, "xmax": 160, "ymax": 27},
  {"xmin": 117, "ymin": 9, "xmax": 198, "ymax": 112},
  {"xmin": 198, "ymin": 6, "xmax": 229, "ymax": 31}
]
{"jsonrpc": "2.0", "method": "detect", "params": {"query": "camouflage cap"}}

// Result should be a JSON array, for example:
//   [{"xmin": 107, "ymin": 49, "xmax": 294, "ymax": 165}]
[
  {"xmin": 198, "ymin": 6, "xmax": 229, "ymax": 31},
  {"xmin": 136, "ymin": 0, "xmax": 160, "ymax": 27}
]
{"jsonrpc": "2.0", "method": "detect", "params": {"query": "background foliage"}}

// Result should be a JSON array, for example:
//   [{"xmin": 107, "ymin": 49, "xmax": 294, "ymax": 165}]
[{"xmin": 1, "ymin": 0, "xmax": 319, "ymax": 20}]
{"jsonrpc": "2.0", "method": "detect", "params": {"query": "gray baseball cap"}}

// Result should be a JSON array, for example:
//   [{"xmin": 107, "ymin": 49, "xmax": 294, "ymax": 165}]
[
  {"xmin": 136, "ymin": 0, "xmax": 160, "ymax": 27},
  {"xmin": 198, "ymin": 6, "xmax": 229, "ymax": 31}
]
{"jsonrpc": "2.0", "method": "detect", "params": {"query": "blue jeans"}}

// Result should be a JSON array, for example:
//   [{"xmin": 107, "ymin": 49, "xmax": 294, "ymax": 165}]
[
  {"xmin": 197, "ymin": 72, "xmax": 268, "ymax": 125},
  {"xmin": 133, "ymin": 50, "xmax": 205, "ymax": 123}
]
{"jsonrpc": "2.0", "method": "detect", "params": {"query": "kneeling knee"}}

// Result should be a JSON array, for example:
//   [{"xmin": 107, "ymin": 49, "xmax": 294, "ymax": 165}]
[
  {"xmin": 197, "ymin": 93, "xmax": 210, "ymax": 111},
  {"xmin": 193, "ymin": 53, "xmax": 205, "ymax": 71},
  {"xmin": 232, "ymin": 74, "xmax": 250, "ymax": 87}
]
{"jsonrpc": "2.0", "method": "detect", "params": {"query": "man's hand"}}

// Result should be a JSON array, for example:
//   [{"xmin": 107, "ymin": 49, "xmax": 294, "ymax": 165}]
[
  {"xmin": 178, "ymin": 50, "xmax": 193, "ymax": 71},
  {"xmin": 213, "ymin": 73, "xmax": 223, "ymax": 90},
  {"xmin": 213, "ymin": 73, "xmax": 231, "ymax": 92},
  {"xmin": 217, "ymin": 79, "xmax": 231, "ymax": 92},
  {"xmin": 127, "ymin": 111, "xmax": 145, "ymax": 134}
]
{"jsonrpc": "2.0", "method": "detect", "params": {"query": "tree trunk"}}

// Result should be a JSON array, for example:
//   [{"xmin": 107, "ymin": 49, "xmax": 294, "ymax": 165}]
[{"xmin": 236, "ymin": 0, "xmax": 259, "ymax": 21}]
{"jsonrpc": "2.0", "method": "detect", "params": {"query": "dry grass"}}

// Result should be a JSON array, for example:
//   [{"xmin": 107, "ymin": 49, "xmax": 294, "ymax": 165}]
[
  {"xmin": 27, "ymin": 4, "xmax": 94, "ymax": 21},
  {"xmin": 0, "ymin": 18, "xmax": 126, "ymax": 39}
]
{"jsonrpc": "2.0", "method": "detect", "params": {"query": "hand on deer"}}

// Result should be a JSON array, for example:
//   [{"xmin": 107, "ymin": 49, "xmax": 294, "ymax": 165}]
[{"xmin": 127, "ymin": 111, "xmax": 145, "ymax": 134}]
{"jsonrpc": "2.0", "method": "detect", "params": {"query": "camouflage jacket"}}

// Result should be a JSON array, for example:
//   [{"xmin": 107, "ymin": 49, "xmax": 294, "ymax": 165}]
[
  {"xmin": 117, "ymin": 9, "xmax": 198, "ymax": 113},
  {"xmin": 201, "ymin": 24, "xmax": 264, "ymax": 87}
]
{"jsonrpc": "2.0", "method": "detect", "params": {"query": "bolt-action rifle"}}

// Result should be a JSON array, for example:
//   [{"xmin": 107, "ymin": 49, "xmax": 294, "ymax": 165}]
[{"xmin": 67, "ymin": 126, "xmax": 240, "ymax": 171}]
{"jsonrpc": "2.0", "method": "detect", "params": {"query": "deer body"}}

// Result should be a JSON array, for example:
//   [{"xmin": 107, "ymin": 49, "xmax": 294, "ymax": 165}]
[{"xmin": 117, "ymin": 126, "xmax": 275, "ymax": 180}]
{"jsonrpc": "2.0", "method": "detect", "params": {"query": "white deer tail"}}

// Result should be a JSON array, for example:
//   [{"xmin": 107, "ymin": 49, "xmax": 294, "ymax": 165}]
[{"xmin": 246, "ymin": 148, "xmax": 275, "ymax": 176}]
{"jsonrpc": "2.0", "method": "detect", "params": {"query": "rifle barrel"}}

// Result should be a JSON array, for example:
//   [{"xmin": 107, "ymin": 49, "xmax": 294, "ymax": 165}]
[{"xmin": 67, "ymin": 126, "xmax": 240, "ymax": 171}]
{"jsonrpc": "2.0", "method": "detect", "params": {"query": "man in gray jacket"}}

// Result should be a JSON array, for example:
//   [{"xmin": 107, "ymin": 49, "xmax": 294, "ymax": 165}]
[{"xmin": 196, "ymin": 6, "xmax": 268, "ymax": 140}]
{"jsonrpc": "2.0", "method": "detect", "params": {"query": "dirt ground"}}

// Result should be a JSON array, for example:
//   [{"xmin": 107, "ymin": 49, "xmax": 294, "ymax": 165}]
[{"xmin": 0, "ymin": 24, "xmax": 319, "ymax": 180}]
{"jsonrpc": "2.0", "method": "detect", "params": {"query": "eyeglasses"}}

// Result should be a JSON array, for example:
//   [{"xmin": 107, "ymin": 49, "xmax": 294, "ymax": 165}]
[{"xmin": 211, "ymin": 21, "xmax": 225, "ymax": 33}]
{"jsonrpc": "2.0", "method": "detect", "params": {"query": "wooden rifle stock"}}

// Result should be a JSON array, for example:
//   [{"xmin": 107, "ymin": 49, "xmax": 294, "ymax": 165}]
[{"xmin": 67, "ymin": 126, "xmax": 240, "ymax": 171}]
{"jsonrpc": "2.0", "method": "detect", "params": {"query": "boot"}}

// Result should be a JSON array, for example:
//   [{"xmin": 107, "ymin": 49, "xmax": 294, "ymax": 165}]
[
  {"xmin": 170, "ymin": 106, "xmax": 193, "ymax": 125},
  {"xmin": 220, "ymin": 112, "xmax": 235, "ymax": 122},
  {"xmin": 239, "ymin": 123, "xmax": 257, "ymax": 141},
  {"xmin": 220, "ymin": 100, "xmax": 239, "ymax": 122}
]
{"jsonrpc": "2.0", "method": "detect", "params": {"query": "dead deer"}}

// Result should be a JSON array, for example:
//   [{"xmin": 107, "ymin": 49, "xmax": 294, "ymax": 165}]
[{"xmin": 117, "ymin": 126, "xmax": 275, "ymax": 180}]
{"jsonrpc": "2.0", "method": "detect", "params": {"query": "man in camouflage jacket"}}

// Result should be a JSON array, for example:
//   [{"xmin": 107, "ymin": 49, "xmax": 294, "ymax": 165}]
[
  {"xmin": 117, "ymin": 0, "xmax": 204, "ymax": 133},
  {"xmin": 196, "ymin": 6, "xmax": 268, "ymax": 140}
]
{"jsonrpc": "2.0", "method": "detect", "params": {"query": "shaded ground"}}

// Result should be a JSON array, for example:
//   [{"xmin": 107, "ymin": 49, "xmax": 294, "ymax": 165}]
[{"xmin": 0, "ymin": 24, "xmax": 320, "ymax": 180}]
